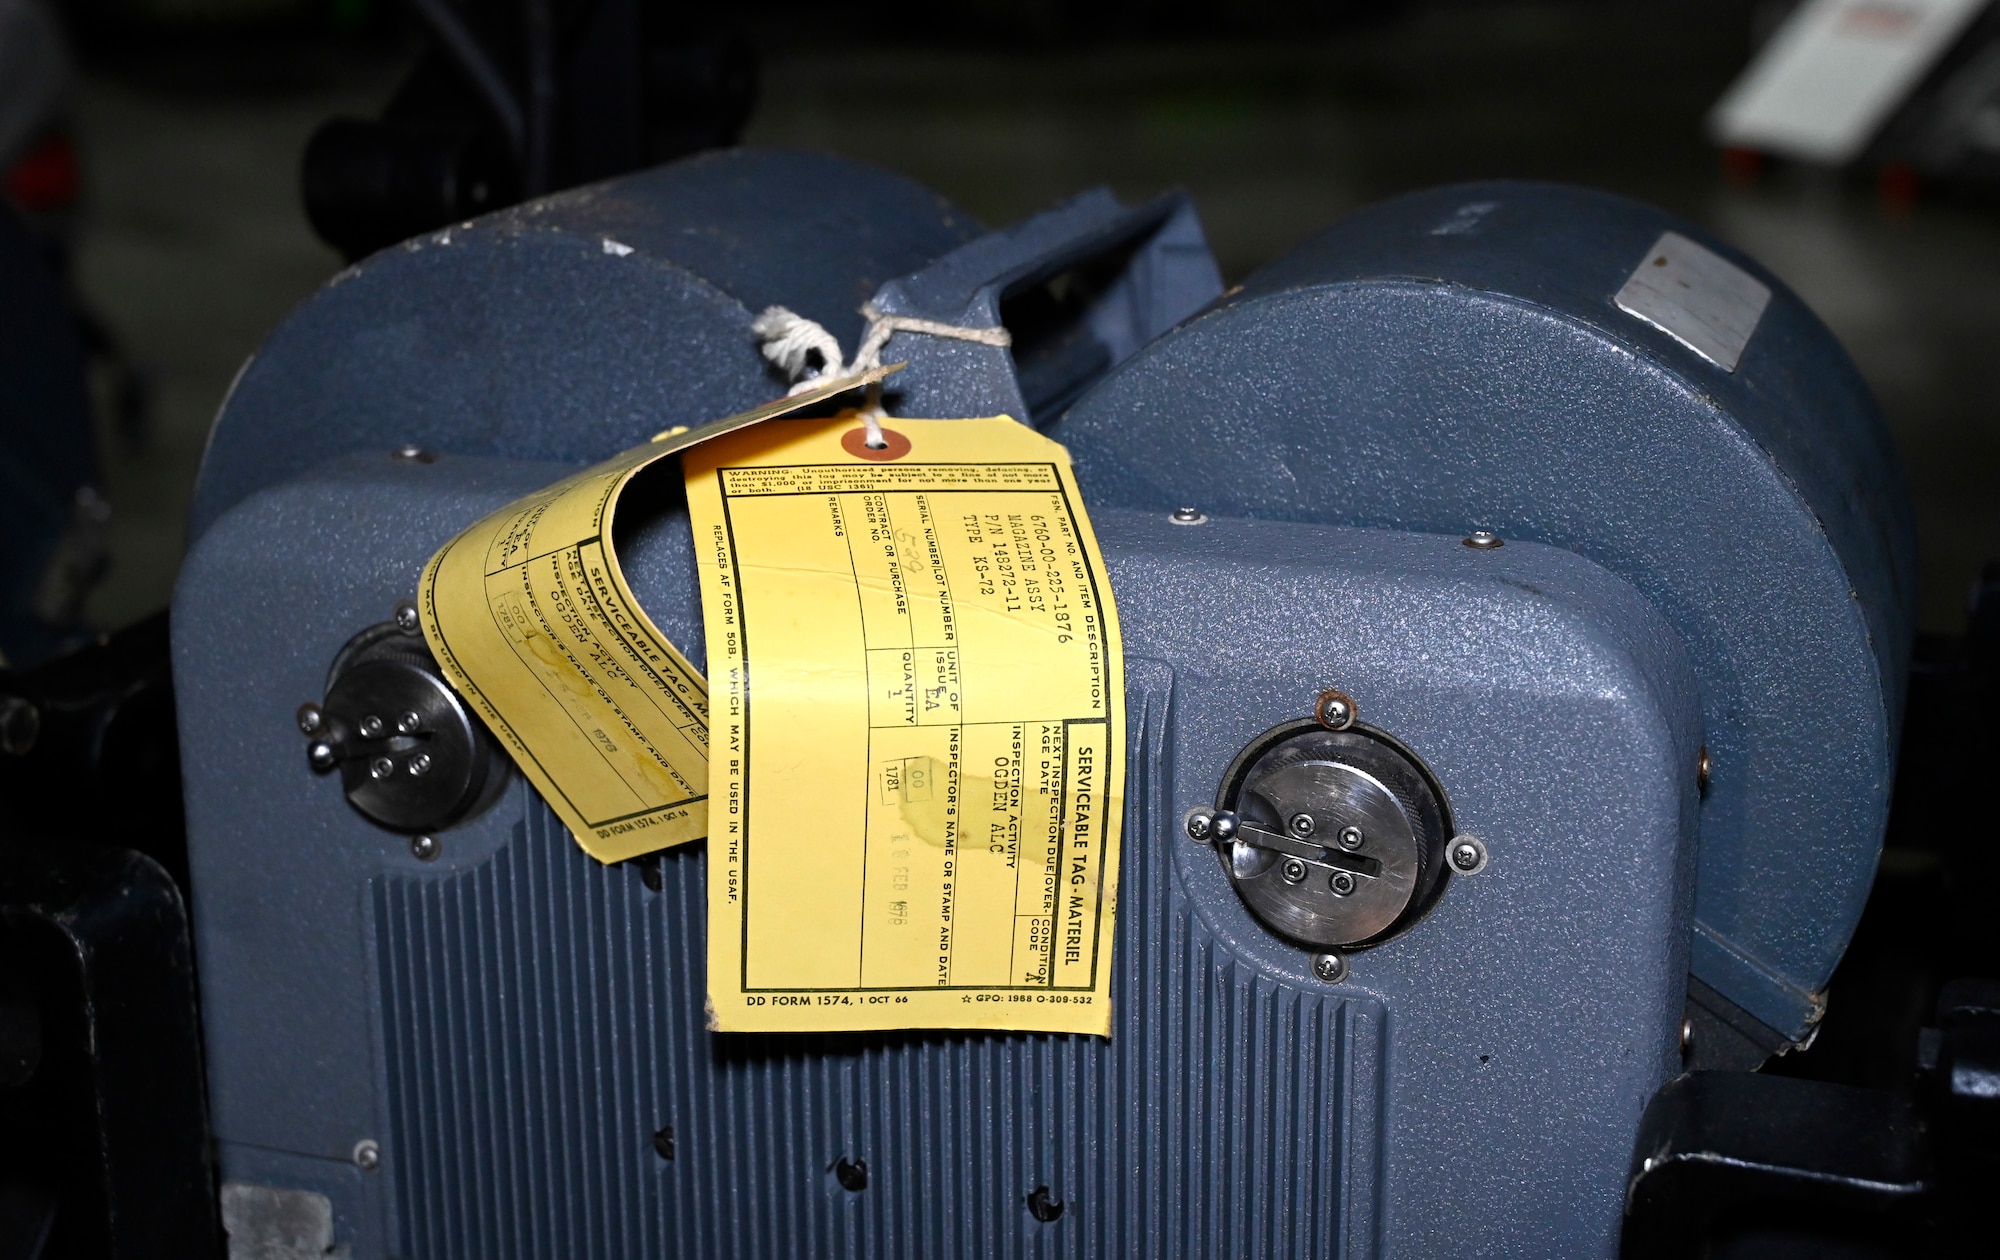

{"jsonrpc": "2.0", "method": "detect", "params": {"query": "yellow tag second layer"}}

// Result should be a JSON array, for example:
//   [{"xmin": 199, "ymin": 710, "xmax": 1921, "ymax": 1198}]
[
  {"xmin": 686, "ymin": 415, "xmax": 1125, "ymax": 1035},
  {"xmin": 417, "ymin": 370, "xmax": 895, "ymax": 863}
]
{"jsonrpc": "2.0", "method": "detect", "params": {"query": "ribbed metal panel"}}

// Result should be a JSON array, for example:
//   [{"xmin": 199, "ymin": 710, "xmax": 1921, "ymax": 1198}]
[{"xmin": 374, "ymin": 679, "xmax": 1384, "ymax": 1258}]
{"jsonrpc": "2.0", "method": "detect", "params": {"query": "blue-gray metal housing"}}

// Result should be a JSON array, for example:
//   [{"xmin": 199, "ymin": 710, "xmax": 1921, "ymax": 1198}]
[
  {"xmin": 1051, "ymin": 181, "xmax": 1918, "ymax": 1041},
  {"xmin": 861, "ymin": 187, "xmax": 1222, "ymax": 424},
  {"xmin": 188, "ymin": 149, "xmax": 983, "ymax": 544},
  {"xmin": 173, "ymin": 158, "xmax": 1898, "ymax": 1256},
  {"xmin": 176, "ymin": 452, "xmax": 1700, "ymax": 1257}
]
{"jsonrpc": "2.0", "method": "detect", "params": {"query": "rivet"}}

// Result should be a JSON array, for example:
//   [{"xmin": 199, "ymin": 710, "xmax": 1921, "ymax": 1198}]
[
  {"xmin": 308, "ymin": 741, "xmax": 337, "ymax": 772},
  {"xmin": 832, "ymin": 1156, "xmax": 868, "ymax": 1192},
  {"xmin": 1462, "ymin": 530, "xmax": 1504, "ymax": 550},
  {"xmin": 1449, "ymin": 835, "xmax": 1489, "ymax": 875},
  {"xmin": 1168, "ymin": 506, "xmax": 1207, "ymax": 526},
  {"xmin": 1698, "ymin": 745, "xmax": 1711, "ymax": 793},
  {"xmin": 1315, "ymin": 688, "xmax": 1357, "ymax": 731},
  {"xmin": 392, "ymin": 445, "xmax": 435, "ymax": 464},
  {"xmin": 1026, "ymin": 1185, "xmax": 1065, "ymax": 1223}
]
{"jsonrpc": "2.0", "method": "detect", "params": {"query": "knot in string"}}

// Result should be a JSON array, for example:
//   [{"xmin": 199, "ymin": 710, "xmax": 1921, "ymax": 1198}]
[
  {"xmin": 751, "ymin": 303, "xmax": 1013, "ymax": 448},
  {"xmin": 748, "ymin": 307, "xmax": 846, "ymax": 394}
]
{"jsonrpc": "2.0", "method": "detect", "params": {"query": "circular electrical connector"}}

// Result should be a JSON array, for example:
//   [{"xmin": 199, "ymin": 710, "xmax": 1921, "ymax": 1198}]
[
  {"xmin": 303, "ymin": 611, "xmax": 509, "ymax": 833},
  {"xmin": 1201, "ymin": 716, "xmax": 1456, "ymax": 952}
]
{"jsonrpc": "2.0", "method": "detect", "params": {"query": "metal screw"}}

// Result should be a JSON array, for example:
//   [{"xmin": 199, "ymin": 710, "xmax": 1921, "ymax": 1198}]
[
  {"xmin": 394, "ymin": 601, "xmax": 421, "ymax": 634},
  {"xmin": 1281, "ymin": 857, "xmax": 1308, "ymax": 884},
  {"xmin": 1315, "ymin": 688, "xmax": 1357, "ymax": 731},
  {"xmin": 0, "ymin": 696, "xmax": 40, "ymax": 757},
  {"xmin": 1462, "ymin": 530, "xmax": 1504, "ymax": 550},
  {"xmin": 396, "ymin": 710, "xmax": 423, "ymax": 734},
  {"xmin": 1681, "ymin": 1015, "xmax": 1695, "ymax": 1057},
  {"xmin": 1210, "ymin": 811, "xmax": 1239, "ymax": 842},
  {"xmin": 370, "ymin": 756, "xmax": 395, "ymax": 780},
  {"xmin": 392, "ymin": 444, "xmax": 435, "ymax": 463},
  {"xmin": 408, "ymin": 752, "xmax": 433, "ymax": 777},
  {"xmin": 308, "ymin": 741, "xmax": 337, "ymax": 772},
  {"xmin": 1449, "ymin": 835, "xmax": 1489, "ymax": 875},
  {"xmin": 1311, "ymin": 953, "xmax": 1348, "ymax": 984},
  {"xmin": 1698, "ymin": 745, "xmax": 1711, "ymax": 793},
  {"xmin": 1288, "ymin": 812, "xmax": 1316, "ymax": 837},
  {"xmin": 1184, "ymin": 808, "xmax": 1215, "ymax": 842},
  {"xmin": 1329, "ymin": 870, "xmax": 1357, "ymax": 896},
  {"xmin": 296, "ymin": 702, "xmax": 325, "ymax": 737},
  {"xmin": 1168, "ymin": 507, "xmax": 1207, "ymax": 526},
  {"xmin": 410, "ymin": 834, "xmax": 440, "ymax": 861},
  {"xmin": 1337, "ymin": 825, "xmax": 1363, "ymax": 850},
  {"xmin": 358, "ymin": 713, "xmax": 386, "ymax": 739},
  {"xmin": 353, "ymin": 1139, "xmax": 380, "ymax": 1171},
  {"xmin": 1026, "ymin": 1186, "xmax": 1065, "ymax": 1223}
]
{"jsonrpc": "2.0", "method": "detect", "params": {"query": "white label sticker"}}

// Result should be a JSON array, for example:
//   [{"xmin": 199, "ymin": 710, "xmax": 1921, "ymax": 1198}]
[
  {"xmin": 1429, "ymin": 200, "xmax": 1499, "ymax": 236},
  {"xmin": 1613, "ymin": 232, "xmax": 1773, "ymax": 373},
  {"xmin": 1707, "ymin": 0, "xmax": 1987, "ymax": 165}
]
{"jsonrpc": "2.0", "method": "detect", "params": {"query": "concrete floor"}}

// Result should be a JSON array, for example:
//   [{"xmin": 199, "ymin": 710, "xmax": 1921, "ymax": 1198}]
[{"xmin": 69, "ymin": 1, "xmax": 2000, "ymax": 633}]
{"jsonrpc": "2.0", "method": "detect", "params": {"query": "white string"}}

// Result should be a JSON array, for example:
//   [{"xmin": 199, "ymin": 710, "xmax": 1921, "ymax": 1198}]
[
  {"xmin": 860, "ymin": 381, "xmax": 886, "ymax": 448},
  {"xmin": 749, "ymin": 306, "xmax": 847, "ymax": 395},
  {"xmin": 750, "ymin": 303, "xmax": 1013, "ymax": 448},
  {"xmin": 850, "ymin": 302, "xmax": 1012, "ymax": 373}
]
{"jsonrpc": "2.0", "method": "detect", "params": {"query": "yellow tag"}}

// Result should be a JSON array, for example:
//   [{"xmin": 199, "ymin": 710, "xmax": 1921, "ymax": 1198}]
[
  {"xmin": 686, "ymin": 414, "xmax": 1125, "ymax": 1034},
  {"xmin": 417, "ymin": 369, "xmax": 896, "ymax": 862}
]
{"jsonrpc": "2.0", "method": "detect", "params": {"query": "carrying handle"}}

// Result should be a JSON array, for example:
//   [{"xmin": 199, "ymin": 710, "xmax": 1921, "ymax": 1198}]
[{"xmin": 866, "ymin": 187, "xmax": 1222, "ymax": 423}]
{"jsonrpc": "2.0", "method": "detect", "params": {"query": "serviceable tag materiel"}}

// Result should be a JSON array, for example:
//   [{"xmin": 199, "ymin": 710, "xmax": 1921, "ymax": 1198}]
[
  {"xmin": 686, "ymin": 414, "xmax": 1126, "ymax": 1035},
  {"xmin": 417, "ymin": 368, "xmax": 896, "ymax": 863}
]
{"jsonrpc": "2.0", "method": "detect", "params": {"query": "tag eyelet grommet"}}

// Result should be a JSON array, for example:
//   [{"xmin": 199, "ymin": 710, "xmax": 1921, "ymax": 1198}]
[{"xmin": 841, "ymin": 426, "xmax": 912, "ymax": 461}]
